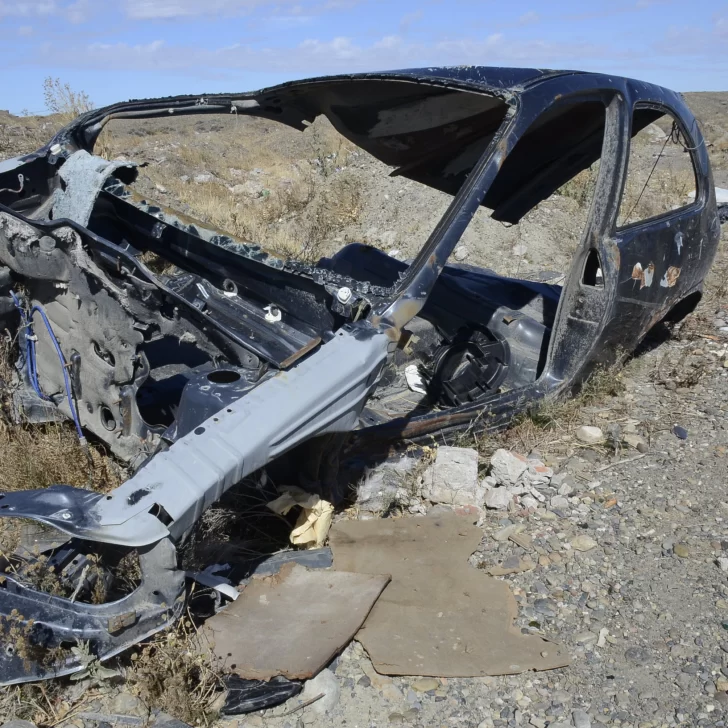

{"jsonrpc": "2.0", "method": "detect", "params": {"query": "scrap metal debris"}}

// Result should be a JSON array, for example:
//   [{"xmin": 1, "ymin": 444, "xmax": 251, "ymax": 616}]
[
  {"xmin": 329, "ymin": 514, "xmax": 570, "ymax": 676},
  {"xmin": 202, "ymin": 563, "xmax": 389, "ymax": 680}
]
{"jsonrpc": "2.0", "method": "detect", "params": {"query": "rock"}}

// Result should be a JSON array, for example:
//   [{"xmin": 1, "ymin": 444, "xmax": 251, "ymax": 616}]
[
  {"xmin": 411, "ymin": 677, "xmax": 439, "ymax": 692},
  {"xmin": 454, "ymin": 246, "xmax": 469, "ymax": 261},
  {"xmin": 550, "ymin": 495, "xmax": 570, "ymax": 510},
  {"xmin": 521, "ymin": 495, "xmax": 540, "ymax": 510},
  {"xmin": 624, "ymin": 646, "xmax": 650, "ymax": 665},
  {"xmin": 494, "ymin": 523, "xmax": 525, "ymax": 542},
  {"xmin": 718, "ymin": 557, "xmax": 728, "ymax": 572},
  {"xmin": 572, "ymin": 708, "xmax": 592, "ymax": 728},
  {"xmin": 300, "ymin": 669, "xmax": 340, "ymax": 715},
  {"xmin": 571, "ymin": 534, "xmax": 597, "ymax": 552},
  {"xmin": 489, "ymin": 555, "xmax": 536, "ymax": 575},
  {"xmin": 717, "ymin": 678, "xmax": 728, "ymax": 692},
  {"xmin": 490, "ymin": 449, "xmax": 529, "ymax": 486},
  {"xmin": 674, "ymin": 543, "xmax": 690, "ymax": 558},
  {"xmin": 357, "ymin": 457, "xmax": 417, "ymax": 512},
  {"xmin": 151, "ymin": 712, "xmax": 192, "ymax": 728},
  {"xmin": 575, "ymin": 426, "xmax": 605, "ymax": 445},
  {"xmin": 193, "ymin": 172, "xmax": 215, "ymax": 184},
  {"xmin": 109, "ymin": 693, "xmax": 149, "ymax": 718},
  {"xmin": 672, "ymin": 425, "xmax": 688, "ymax": 440},
  {"xmin": 422, "ymin": 447, "xmax": 483, "ymax": 506},
  {"xmin": 230, "ymin": 180, "xmax": 265, "ymax": 197},
  {"xmin": 1, "ymin": 722, "xmax": 38, "ymax": 728},
  {"xmin": 623, "ymin": 433, "xmax": 648, "ymax": 452},
  {"xmin": 484, "ymin": 487, "xmax": 513, "ymax": 510},
  {"xmin": 521, "ymin": 459, "xmax": 553, "ymax": 486}
]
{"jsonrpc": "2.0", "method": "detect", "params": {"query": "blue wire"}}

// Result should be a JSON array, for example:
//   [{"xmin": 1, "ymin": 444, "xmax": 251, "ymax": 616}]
[{"xmin": 9, "ymin": 290, "xmax": 86, "ymax": 444}]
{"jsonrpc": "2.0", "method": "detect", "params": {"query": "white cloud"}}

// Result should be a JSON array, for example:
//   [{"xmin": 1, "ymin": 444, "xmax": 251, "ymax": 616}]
[
  {"xmin": 124, "ymin": 0, "xmax": 291, "ymax": 19},
  {"xmin": 0, "ymin": 0, "xmax": 90, "ymax": 21},
  {"xmin": 30, "ymin": 32, "xmax": 622, "ymax": 78},
  {"xmin": 0, "ymin": 0, "xmax": 56, "ymax": 17}
]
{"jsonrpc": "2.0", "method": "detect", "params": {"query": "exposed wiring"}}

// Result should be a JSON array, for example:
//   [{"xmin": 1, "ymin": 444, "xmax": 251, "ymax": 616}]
[
  {"xmin": 9, "ymin": 290, "xmax": 87, "ymax": 449},
  {"xmin": 0, "ymin": 173, "xmax": 25, "ymax": 195}
]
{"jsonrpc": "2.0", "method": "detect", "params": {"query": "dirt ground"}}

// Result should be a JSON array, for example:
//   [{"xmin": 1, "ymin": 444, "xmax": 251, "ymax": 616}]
[{"xmin": 1, "ymin": 89, "xmax": 728, "ymax": 728}]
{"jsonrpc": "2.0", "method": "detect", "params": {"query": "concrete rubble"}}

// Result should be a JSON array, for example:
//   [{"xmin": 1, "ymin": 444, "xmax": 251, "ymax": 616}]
[
  {"xmin": 421, "ymin": 446, "xmax": 484, "ymax": 507},
  {"xmin": 482, "ymin": 448, "xmax": 554, "ymax": 511}
]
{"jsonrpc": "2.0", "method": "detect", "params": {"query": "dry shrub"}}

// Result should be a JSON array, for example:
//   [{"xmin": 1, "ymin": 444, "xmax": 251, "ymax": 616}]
[
  {"xmin": 0, "ymin": 420, "xmax": 124, "ymax": 495},
  {"xmin": 0, "ymin": 678, "xmax": 69, "ymax": 727},
  {"xmin": 43, "ymin": 78, "xmax": 93, "ymax": 122},
  {"xmin": 126, "ymin": 620, "xmax": 222, "ymax": 725}
]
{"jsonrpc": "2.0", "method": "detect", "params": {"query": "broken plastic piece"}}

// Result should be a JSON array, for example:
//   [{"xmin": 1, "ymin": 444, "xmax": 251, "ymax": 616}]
[
  {"xmin": 221, "ymin": 675, "xmax": 303, "ymax": 715},
  {"xmin": 267, "ymin": 486, "xmax": 334, "ymax": 548},
  {"xmin": 187, "ymin": 564, "xmax": 239, "ymax": 601}
]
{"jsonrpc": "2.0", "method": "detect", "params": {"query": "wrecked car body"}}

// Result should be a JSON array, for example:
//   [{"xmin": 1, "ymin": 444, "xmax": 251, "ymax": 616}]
[{"xmin": 0, "ymin": 67, "xmax": 720, "ymax": 684}]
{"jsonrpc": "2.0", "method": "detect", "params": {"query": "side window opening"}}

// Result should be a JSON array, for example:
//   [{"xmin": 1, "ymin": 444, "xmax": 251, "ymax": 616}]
[
  {"xmin": 456, "ymin": 100, "xmax": 605, "ymax": 286},
  {"xmin": 617, "ymin": 106, "xmax": 698, "ymax": 228}
]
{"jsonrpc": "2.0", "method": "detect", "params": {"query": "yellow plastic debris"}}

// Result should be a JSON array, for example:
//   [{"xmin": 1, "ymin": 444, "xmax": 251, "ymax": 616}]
[{"xmin": 267, "ymin": 486, "xmax": 334, "ymax": 548}]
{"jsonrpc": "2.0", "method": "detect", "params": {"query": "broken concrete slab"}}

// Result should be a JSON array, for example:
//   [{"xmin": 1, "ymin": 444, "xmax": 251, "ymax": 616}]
[
  {"xmin": 421, "ymin": 447, "xmax": 484, "ymax": 506},
  {"xmin": 490, "ymin": 448, "xmax": 529, "ymax": 486},
  {"xmin": 329, "ymin": 515, "xmax": 569, "ymax": 676},
  {"xmin": 202, "ymin": 563, "xmax": 389, "ymax": 680}
]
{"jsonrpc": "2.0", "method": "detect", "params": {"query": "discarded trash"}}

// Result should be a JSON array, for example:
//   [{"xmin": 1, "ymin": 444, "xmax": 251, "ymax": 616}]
[
  {"xmin": 404, "ymin": 363, "xmax": 428, "ymax": 394},
  {"xmin": 267, "ymin": 486, "xmax": 335, "ymax": 548},
  {"xmin": 672, "ymin": 425, "xmax": 688, "ymax": 440},
  {"xmin": 221, "ymin": 675, "xmax": 303, "ymax": 715},
  {"xmin": 187, "ymin": 564, "xmax": 239, "ymax": 601},
  {"xmin": 329, "ymin": 514, "xmax": 569, "ymax": 676},
  {"xmin": 202, "ymin": 563, "xmax": 389, "ymax": 680}
]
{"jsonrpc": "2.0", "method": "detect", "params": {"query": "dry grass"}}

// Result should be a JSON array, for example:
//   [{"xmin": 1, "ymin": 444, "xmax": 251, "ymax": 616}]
[
  {"xmin": 0, "ymin": 616, "xmax": 224, "ymax": 728},
  {"xmin": 461, "ymin": 365, "xmax": 627, "ymax": 460},
  {"xmin": 0, "ymin": 338, "xmax": 126, "ymax": 554},
  {"xmin": 124, "ymin": 619, "xmax": 223, "ymax": 726},
  {"xmin": 103, "ymin": 114, "xmax": 364, "ymax": 263}
]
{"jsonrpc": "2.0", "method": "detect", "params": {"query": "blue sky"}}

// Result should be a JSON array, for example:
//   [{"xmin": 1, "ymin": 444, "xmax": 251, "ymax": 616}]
[{"xmin": 1, "ymin": 0, "xmax": 726, "ymax": 114}]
